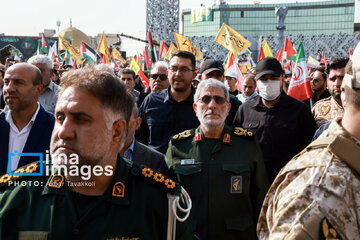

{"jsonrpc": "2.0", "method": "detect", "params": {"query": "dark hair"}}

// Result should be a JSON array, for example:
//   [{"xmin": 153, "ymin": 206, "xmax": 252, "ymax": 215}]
[
  {"xmin": 119, "ymin": 68, "xmax": 136, "ymax": 81},
  {"xmin": 170, "ymin": 51, "xmax": 196, "ymax": 71},
  {"xmin": 326, "ymin": 57, "xmax": 349, "ymax": 76},
  {"xmin": 312, "ymin": 66, "xmax": 327, "ymax": 81},
  {"xmin": 59, "ymin": 66, "xmax": 134, "ymax": 124}
]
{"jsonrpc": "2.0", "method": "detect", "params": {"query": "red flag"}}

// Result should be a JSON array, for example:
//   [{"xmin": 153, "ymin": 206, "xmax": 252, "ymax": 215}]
[
  {"xmin": 284, "ymin": 37, "xmax": 296, "ymax": 59},
  {"xmin": 258, "ymin": 45, "xmax": 265, "ymax": 62},
  {"xmin": 320, "ymin": 51, "xmax": 328, "ymax": 66},
  {"xmin": 100, "ymin": 54, "xmax": 107, "ymax": 64},
  {"xmin": 138, "ymin": 70, "xmax": 150, "ymax": 92},
  {"xmin": 41, "ymin": 33, "xmax": 47, "ymax": 49},
  {"xmin": 275, "ymin": 48, "xmax": 284, "ymax": 62},
  {"xmin": 159, "ymin": 41, "xmax": 169, "ymax": 59},
  {"xmin": 349, "ymin": 48, "xmax": 352, "ymax": 58},
  {"xmin": 226, "ymin": 52, "xmax": 244, "ymax": 92}
]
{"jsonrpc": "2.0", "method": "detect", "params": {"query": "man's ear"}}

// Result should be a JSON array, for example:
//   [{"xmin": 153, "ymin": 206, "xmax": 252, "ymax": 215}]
[
  {"xmin": 193, "ymin": 103, "xmax": 197, "ymax": 112},
  {"xmin": 112, "ymin": 119, "xmax": 127, "ymax": 144},
  {"xmin": 135, "ymin": 117, "xmax": 142, "ymax": 130}
]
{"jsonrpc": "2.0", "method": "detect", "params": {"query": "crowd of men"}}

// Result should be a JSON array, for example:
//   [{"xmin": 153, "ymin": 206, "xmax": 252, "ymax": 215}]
[{"xmin": 0, "ymin": 42, "xmax": 359, "ymax": 239}]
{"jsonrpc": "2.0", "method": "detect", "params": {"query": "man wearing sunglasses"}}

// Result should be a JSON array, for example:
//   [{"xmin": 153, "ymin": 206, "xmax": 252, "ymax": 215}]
[
  {"xmin": 137, "ymin": 51, "xmax": 199, "ymax": 154},
  {"xmin": 166, "ymin": 78, "xmax": 268, "ymax": 240},
  {"xmin": 233, "ymin": 57, "xmax": 317, "ymax": 182},
  {"xmin": 304, "ymin": 67, "xmax": 330, "ymax": 108},
  {"xmin": 149, "ymin": 61, "xmax": 169, "ymax": 92}
]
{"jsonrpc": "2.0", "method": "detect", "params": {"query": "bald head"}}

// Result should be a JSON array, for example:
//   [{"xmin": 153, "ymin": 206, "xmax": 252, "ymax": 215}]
[{"xmin": 6, "ymin": 63, "xmax": 42, "ymax": 86}]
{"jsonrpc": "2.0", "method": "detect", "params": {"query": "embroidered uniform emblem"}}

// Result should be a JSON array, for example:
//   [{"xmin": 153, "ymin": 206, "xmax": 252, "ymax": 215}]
[
  {"xmin": 319, "ymin": 217, "xmax": 342, "ymax": 240},
  {"xmin": 223, "ymin": 133, "xmax": 230, "ymax": 143},
  {"xmin": 112, "ymin": 181, "xmax": 125, "ymax": 198},
  {"xmin": 321, "ymin": 105, "xmax": 331, "ymax": 115},
  {"xmin": 48, "ymin": 174, "xmax": 64, "ymax": 189},
  {"xmin": 234, "ymin": 127, "xmax": 253, "ymax": 137},
  {"xmin": 195, "ymin": 133, "xmax": 202, "ymax": 142},
  {"xmin": 230, "ymin": 176, "xmax": 242, "ymax": 193}
]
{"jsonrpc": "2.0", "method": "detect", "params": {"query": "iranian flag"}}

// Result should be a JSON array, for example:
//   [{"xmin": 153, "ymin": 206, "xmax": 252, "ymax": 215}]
[
  {"xmin": 287, "ymin": 42, "xmax": 312, "ymax": 101},
  {"xmin": 225, "ymin": 52, "xmax": 244, "ymax": 92},
  {"xmin": 80, "ymin": 41, "xmax": 97, "ymax": 64}
]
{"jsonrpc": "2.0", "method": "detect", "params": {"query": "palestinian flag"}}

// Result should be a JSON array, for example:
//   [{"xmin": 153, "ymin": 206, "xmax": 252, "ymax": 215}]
[
  {"xmin": 80, "ymin": 41, "xmax": 97, "ymax": 64},
  {"xmin": 148, "ymin": 29, "xmax": 157, "ymax": 64},
  {"xmin": 63, "ymin": 50, "xmax": 74, "ymax": 66}
]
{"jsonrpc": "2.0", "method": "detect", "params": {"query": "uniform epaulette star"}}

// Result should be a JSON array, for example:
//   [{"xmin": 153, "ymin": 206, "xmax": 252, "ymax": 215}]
[
  {"xmin": 130, "ymin": 164, "xmax": 180, "ymax": 196},
  {"xmin": 171, "ymin": 129, "xmax": 195, "ymax": 143},
  {"xmin": 0, "ymin": 161, "xmax": 40, "ymax": 188},
  {"xmin": 233, "ymin": 127, "xmax": 254, "ymax": 138}
]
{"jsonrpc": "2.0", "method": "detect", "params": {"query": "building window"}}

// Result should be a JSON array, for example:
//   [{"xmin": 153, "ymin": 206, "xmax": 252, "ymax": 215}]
[{"xmin": 241, "ymin": 11, "xmax": 244, "ymax": 18}]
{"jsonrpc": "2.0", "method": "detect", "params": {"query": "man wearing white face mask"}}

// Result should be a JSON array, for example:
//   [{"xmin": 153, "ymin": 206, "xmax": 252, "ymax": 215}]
[{"xmin": 233, "ymin": 57, "xmax": 317, "ymax": 182}]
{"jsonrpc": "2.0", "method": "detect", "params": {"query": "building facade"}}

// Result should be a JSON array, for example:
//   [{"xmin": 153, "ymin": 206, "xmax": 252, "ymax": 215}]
[{"xmin": 183, "ymin": 0, "xmax": 356, "ymax": 38}]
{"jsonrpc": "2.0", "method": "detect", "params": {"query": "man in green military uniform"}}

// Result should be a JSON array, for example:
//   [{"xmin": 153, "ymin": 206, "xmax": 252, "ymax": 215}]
[
  {"xmin": 166, "ymin": 79, "xmax": 269, "ymax": 240},
  {"xmin": 0, "ymin": 66, "xmax": 193, "ymax": 240}
]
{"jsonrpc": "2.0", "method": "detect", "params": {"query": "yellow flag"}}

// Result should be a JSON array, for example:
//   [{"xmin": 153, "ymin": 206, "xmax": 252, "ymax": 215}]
[
  {"xmin": 112, "ymin": 48, "xmax": 126, "ymax": 64},
  {"xmin": 129, "ymin": 58, "xmax": 140, "ymax": 75},
  {"xmin": 214, "ymin": 23, "xmax": 252, "ymax": 55},
  {"xmin": 174, "ymin": 32, "xmax": 203, "ymax": 60},
  {"xmin": 97, "ymin": 32, "xmax": 111, "ymax": 64},
  {"xmin": 165, "ymin": 42, "xmax": 178, "ymax": 61},
  {"xmin": 262, "ymin": 38, "xmax": 274, "ymax": 57},
  {"xmin": 58, "ymin": 35, "xmax": 83, "ymax": 64}
]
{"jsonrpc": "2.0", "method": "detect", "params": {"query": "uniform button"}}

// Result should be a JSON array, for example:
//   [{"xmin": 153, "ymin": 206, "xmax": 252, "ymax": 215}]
[{"xmin": 72, "ymin": 229, "xmax": 80, "ymax": 235}]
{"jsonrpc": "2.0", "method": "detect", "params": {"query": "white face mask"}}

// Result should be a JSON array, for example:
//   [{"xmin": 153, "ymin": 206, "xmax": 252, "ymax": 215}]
[{"xmin": 257, "ymin": 80, "xmax": 281, "ymax": 101}]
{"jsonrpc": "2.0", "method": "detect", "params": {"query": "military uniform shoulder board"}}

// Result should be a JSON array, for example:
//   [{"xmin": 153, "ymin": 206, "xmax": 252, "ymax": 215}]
[
  {"xmin": 171, "ymin": 129, "xmax": 195, "ymax": 143},
  {"xmin": 131, "ymin": 164, "xmax": 180, "ymax": 196},
  {"xmin": 233, "ymin": 127, "xmax": 254, "ymax": 138},
  {"xmin": 319, "ymin": 217, "xmax": 343, "ymax": 240},
  {"xmin": 0, "ymin": 161, "xmax": 41, "ymax": 188}
]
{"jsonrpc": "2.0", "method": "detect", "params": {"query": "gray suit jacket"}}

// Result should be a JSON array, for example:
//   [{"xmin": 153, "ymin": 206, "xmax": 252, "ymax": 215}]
[{"xmin": 132, "ymin": 140, "xmax": 169, "ymax": 175}]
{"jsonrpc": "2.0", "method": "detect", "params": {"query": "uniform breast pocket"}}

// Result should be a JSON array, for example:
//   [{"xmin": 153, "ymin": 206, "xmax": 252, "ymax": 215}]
[
  {"xmin": 222, "ymin": 164, "xmax": 250, "ymax": 194},
  {"xmin": 174, "ymin": 163, "xmax": 202, "ymax": 197}
]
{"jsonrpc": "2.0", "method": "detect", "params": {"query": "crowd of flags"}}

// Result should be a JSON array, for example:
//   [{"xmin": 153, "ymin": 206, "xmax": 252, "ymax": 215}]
[{"xmin": 35, "ymin": 23, "xmax": 354, "ymax": 102}]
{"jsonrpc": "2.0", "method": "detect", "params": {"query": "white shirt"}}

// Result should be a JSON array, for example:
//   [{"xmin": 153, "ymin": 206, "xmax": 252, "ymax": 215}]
[{"xmin": 6, "ymin": 104, "xmax": 40, "ymax": 172}]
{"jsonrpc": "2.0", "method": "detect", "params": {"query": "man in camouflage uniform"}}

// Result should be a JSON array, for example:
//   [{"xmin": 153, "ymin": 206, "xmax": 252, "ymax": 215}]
[
  {"xmin": 257, "ymin": 45, "xmax": 360, "ymax": 239},
  {"xmin": 166, "ymin": 79, "xmax": 269, "ymax": 240},
  {"xmin": 312, "ymin": 57, "xmax": 348, "ymax": 126}
]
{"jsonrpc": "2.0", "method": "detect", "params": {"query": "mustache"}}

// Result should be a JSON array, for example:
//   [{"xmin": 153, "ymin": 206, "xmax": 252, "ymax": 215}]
[
  {"xmin": 51, "ymin": 140, "xmax": 77, "ymax": 153},
  {"xmin": 204, "ymin": 109, "xmax": 220, "ymax": 116}
]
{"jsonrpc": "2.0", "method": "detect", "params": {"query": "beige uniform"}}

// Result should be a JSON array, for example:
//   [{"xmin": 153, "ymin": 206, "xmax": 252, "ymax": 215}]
[
  {"xmin": 312, "ymin": 96, "xmax": 344, "ymax": 127},
  {"xmin": 257, "ymin": 118, "xmax": 360, "ymax": 240}
]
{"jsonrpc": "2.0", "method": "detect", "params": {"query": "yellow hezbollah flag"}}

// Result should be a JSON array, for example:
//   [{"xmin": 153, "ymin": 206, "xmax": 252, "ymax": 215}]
[
  {"xmin": 174, "ymin": 32, "xmax": 203, "ymax": 60},
  {"xmin": 262, "ymin": 38, "xmax": 274, "ymax": 57},
  {"xmin": 97, "ymin": 32, "xmax": 111, "ymax": 64},
  {"xmin": 58, "ymin": 35, "xmax": 82, "ymax": 64},
  {"xmin": 112, "ymin": 48, "xmax": 126, "ymax": 64},
  {"xmin": 129, "ymin": 58, "xmax": 140, "ymax": 75},
  {"xmin": 215, "ymin": 23, "xmax": 252, "ymax": 55},
  {"xmin": 165, "ymin": 42, "xmax": 178, "ymax": 61}
]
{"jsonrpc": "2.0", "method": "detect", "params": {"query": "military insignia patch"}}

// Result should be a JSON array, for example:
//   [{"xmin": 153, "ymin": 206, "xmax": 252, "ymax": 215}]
[
  {"xmin": 195, "ymin": 132, "xmax": 202, "ymax": 142},
  {"xmin": 230, "ymin": 176, "xmax": 242, "ymax": 194},
  {"xmin": 112, "ymin": 181, "xmax": 125, "ymax": 198},
  {"xmin": 223, "ymin": 133, "xmax": 230, "ymax": 143},
  {"xmin": 321, "ymin": 105, "xmax": 331, "ymax": 115},
  {"xmin": 48, "ymin": 174, "xmax": 64, "ymax": 189},
  {"xmin": 137, "ymin": 166, "xmax": 178, "ymax": 194},
  {"xmin": 319, "ymin": 217, "xmax": 342, "ymax": 240},
  {"xmin": 0, "ymin": 162, "xmax": 41, "ymax": 187},
  {"xmin": 233, "ymin": 127, "xmax": 253, "ymax": 137},
  {"xmin": 171, "ymin": 129, "xmax": 195, "ymax": 143}
]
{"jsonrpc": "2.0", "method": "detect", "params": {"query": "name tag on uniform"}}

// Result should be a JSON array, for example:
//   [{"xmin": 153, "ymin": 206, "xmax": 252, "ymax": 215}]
[
  {"xmin": 181, "ymin": 159, "xmax": 195, "ymax": 165},
  {"xmin": 19, "ymin": 231, "xmax": 48, "ymax": 240}
]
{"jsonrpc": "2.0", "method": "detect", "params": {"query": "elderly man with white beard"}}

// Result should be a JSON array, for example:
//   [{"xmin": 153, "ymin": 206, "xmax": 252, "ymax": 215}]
[{"xmin": 165, "ymin": 78, "xmax": 269, "ymax": 240}]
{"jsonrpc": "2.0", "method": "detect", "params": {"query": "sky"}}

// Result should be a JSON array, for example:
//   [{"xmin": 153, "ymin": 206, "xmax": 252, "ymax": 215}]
[{"xmin": 1, "ymin": 0, "xmax": 332, "ymax": 56}]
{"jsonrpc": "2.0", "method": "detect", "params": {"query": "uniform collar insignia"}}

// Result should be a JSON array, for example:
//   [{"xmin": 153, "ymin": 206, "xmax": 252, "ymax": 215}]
[
  {"xmin": 112, "ymin": 181, "xmax": 125, "ymax": 198},
  {"xmin": 223, "ymin": 133, "xmax": 231, "ymax": 143},
  {"xmin": 195, "ymin": 132, "xmax": 202, "ymax": 142}
]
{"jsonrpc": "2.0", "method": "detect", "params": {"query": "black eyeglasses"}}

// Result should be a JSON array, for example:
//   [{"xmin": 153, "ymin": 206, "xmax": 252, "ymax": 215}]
[
  {"xmin": 150, "ymin": 74, "xmax": 167, "ymax": 81},
  {"xmin": 199, "ymin": 95, "xmax": 227, "ymax": 105},
  {"xmin": 168, "ymin": 66, "xmax": 193, "ymax": 73}
]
